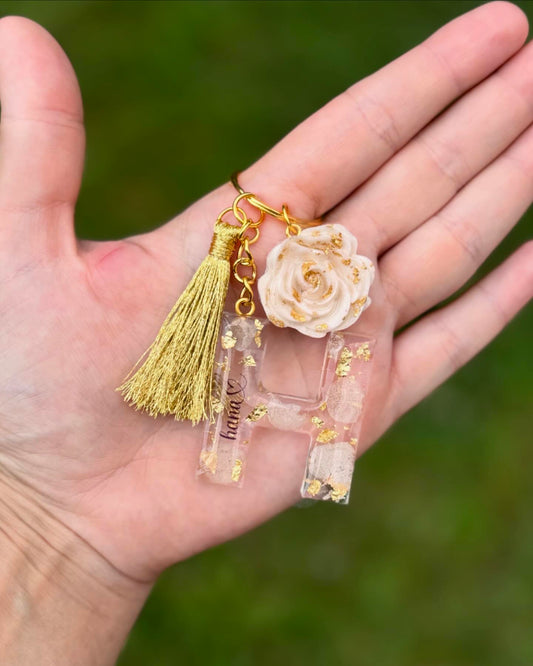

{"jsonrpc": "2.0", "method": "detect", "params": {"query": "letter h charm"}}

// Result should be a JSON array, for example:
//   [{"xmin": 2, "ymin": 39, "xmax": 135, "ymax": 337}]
[{"xmin": 197, "ymin": 313, "xmax": 375, "ymax": 504}]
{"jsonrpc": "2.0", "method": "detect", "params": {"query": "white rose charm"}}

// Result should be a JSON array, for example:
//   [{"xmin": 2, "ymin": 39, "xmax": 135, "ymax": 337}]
[{"xmin": 258, "ymin": 224, "xmax": 375, "ymax": 338}]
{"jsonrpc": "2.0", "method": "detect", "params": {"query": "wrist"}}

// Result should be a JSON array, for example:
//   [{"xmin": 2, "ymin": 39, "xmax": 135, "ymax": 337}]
[{"xmin": 0, "ymin": 469, "xmax": 151, "ymax": 666}]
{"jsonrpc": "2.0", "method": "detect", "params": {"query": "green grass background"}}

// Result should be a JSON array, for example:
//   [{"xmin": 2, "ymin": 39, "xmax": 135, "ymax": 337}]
[{"xmin": 1, "ymin": 1, "xmax": 531, "ymax": 664}]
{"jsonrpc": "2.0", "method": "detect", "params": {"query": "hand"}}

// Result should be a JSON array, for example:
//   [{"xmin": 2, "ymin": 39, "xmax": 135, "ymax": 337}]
[{"xmin": 0, "ymin": 3, "xmax": 531, "ymax": 659}]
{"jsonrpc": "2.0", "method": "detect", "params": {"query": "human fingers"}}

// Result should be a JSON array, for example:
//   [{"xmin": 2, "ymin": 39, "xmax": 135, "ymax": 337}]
[
  {"xmin": 330, "ymin": 39, "xmax": 533, "ymax": 254},
  {"xmin": 236, "ymin": 2, "xmax": 528, "ymax": 220},
  {"xmin": 0, "ymin": 17, "xmax": 84, "ymax": 256},
  {"xmin": 387, "ymin": 243, "xmax": 533, "ymax": 422},
  {"xmin": 381, "ymin": 121, "xmax": 533, "ymax": 329}
]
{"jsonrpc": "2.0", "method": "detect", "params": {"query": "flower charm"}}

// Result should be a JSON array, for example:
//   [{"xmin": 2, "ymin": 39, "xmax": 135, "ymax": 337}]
[{"xmin": 257, "ymin": 224, "xmax": 374, "ymax": 338}]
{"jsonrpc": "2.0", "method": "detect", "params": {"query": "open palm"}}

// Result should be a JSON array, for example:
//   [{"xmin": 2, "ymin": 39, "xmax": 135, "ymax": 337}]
[{"xmin": 0, "ymin": 3, "xmax": 531, "ymax": 585}]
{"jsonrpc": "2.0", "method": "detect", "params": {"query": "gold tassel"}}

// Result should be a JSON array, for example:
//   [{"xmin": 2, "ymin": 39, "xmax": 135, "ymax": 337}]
[{"xmin": 118, "ymin": 222, "xmax": 241, "ymax": 424}]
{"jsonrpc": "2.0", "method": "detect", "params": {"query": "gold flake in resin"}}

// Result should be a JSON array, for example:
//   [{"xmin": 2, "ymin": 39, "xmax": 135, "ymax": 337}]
[
  {"xmin": 303, "ymin": 266, "xmax": 321, "ymax": 288},
  {"xmin": 302, "ymin": 260, "xmax": 315, "ymax": 275},
  {"xmin": 212, "ymin": 398, "xmax": 225, "ymax": 414},
  {"xmin": 254, "ymin": 319, "xmax": 263, "ymax": 348},
  {"xmin": 316, "ymin": 428, "xmax": 338, "ymax": 443},
  {"xmin": 290, "ymin": 308, "xmax": 307, "ymax": 322},
  {"xmin": 240, "ymin": 355, "xmax": 256, "ymax": 367},
  {"xmin": 231, "ymin": 459, "xmax": 243, "ymax": 482},
  {"xmin": 216, "ymin": 355, "xmax": 229, "ymax": 372},
  {"xmin": 315, "ymin": 323, "xmax": 328, "ymax": 332},
  {"xmin": 318, "ymin": 402, "xmax": 327, "ymax": 411},
  {"xmin": 355, "ymin": 342, "xmax": 371, "ymax": 362},
  {"xmin": 352, "ymin": 296, "xmax": 367, "ymax": 317},
  {"xmin": 245, "ymin": 404, "xmax": 268, "ymax": 423},
  {"xmin": 292, "ymin": 288, "xmax": 301, "ymax": 303},
  {"xmin": 342, "ymin": 258, "xmax": 351, "ymax": 266},
  {"xmin": 221, "ymin": 330, "xmax": 237, "ymax": 349},
  {"xmin": 330, "ymin": 483, "xmax": 349, "ymax": 502},
  {"xmin": 335, "ymin": 347, "xmax": 354, "ymax": 377},
  {"xmin": 269, "ymin": 315, "xmax": 286, "ymax": 328},
  {"xmin": 311, "ymin": 416, "xmax": 325, "ymax": 428},
  {"xmin": 349, "ymin": 438, "xmax": 358, "ymax": 448},
  {"xmin": 352, "ymin": 267, "xmax": 360, "ymax": 284},
  {"xmin": 307, "ymin": 479, "xmax": 322, "ymax": 496},
  {"xmin": 331, "ymin": 232, "xmax": 343, "ymax": 248},
  {"xmin": 200, "ymin": 450, "xmax": 217, "ymax": 474},
  {"xmin": 322, "ymin": 285, "xmax": 333, "ymax": 299}
]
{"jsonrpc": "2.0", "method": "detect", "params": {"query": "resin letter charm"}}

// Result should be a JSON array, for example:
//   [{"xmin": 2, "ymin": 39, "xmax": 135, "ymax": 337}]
[{"xmin": 197, "ymin": 313, "xmax": 375, "ymax": 504}]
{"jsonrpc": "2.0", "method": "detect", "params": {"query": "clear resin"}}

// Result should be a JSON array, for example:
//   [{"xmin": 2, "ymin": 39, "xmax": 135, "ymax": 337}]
[{"xmin": 197, "ymin": 312, "xmax": 375, "ymax": 504}]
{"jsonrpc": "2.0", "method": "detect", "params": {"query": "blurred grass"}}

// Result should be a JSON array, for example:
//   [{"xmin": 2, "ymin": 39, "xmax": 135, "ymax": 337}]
[{"xmin": 1, "ymin": 1, "xmax": 531, "ymax": 664}]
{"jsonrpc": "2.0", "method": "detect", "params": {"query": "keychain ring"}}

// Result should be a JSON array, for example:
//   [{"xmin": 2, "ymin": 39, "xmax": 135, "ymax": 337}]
[
  {"xmin": 231, "ymin": 191, "xmax": 265, "ymax": 227},
  {"xmin": 231, "ymin": 172, "xmax": 322, "ymax": 229}
]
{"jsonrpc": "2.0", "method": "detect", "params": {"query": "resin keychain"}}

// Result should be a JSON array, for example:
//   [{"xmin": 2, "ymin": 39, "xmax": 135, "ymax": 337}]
[
  {"xmin": 197, "ymin": 178, "xmax": 376, "ymax": 503},
  {"xmin": 119, "ymin": 173, "xmax": 375, "ymax": 504},
  {"xmin": 197, "ymin": 312, "xmax": 375, "ymax": 503}
]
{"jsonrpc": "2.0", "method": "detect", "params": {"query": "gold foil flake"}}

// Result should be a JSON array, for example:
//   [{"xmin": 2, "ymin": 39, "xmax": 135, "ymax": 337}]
[
  {"xmin": 290, "ymin": 308, "xmax": 307, "ymax": 322},
  {"xmin": 269, "ymin": 316, "xmax": 285, "ymax": 328},
  {"xmin": 231, "ymin": 459, "xmax": 243, "ymax": 482},
  {"xmin": 330, "ymin": 483, "xmax": 349, "ymax": 502},
  {"xmin": 352, "ymin": 267, "xmax": 360, "ymax": 284},
  {"xmin": 240, "ymin": 355, "xmax": 256, "ymax": 367},
  {"xmin": 318, "ymin": 402, "xmax": 327, "ymax": 411},
  {"xmin": 306, "ymin": 479, "xmax": 322, "ymax": 496},
  {"xmin": 292, "ymin": 287, "xmax": 302, "ymax": 303},
  {"xmin": 335, "ymin": 347, "xmax": 354, "ymax": 377},
  {"xmin": 303, "ymin": 268, "xmax": 321, "ymax": 288},
  {"xmin": 315, "ymin": 323, "xmax": 328, "ymax": 333},
  {"xmin": 349, "ymin": 438, "xmax": 359, "ymax": 448},
  {"xmin": 342, "ymin": 258, "xmax": 351, "ymax": 266},
  {"xmin": 254, "ymin": 319, "xmax": 263, "ymax": 348},
  {"xmin": 221, "ymin": 330, "xmax": 237, "ymax": 349},
  {"xmin": 302, "ymin": 260, "xmax": 315, "ymax": 275},
  {"xmin": 322, "ymin": 285, "xmax": 333, "ymax": 299},
  {"xmin": 216, "ymin": 355, "xmax": 229, "ymax": 372},
  {"xmin": 212, "ymin": 397, "xmax": 225, "ymax": 414},
  {"xmin": 355, "ymin": 342, "xmax": 371, "ymax": 362},
  {"xmin": 200, "ymin": 450, "xmax": 217, "ymax": 474},
  {"xmin": 331, "ymin": 232, "xmax": 343, "ymax": 248},
  {"xmin": 352, "ymin": 296, "xmax": 367, "ymax": 316},
  {"xmin": 210, "ymin": 379, "xmax": 226, "ymax": 414},
  {"xmin": 297, "ymin": 238, "xmax": 315, "ymax": 249},
  {"xmin": 245, "ymin": 404, "xmax": 268, "ymax": 423},
  {"xmin": 316, "ymin": 428, "xmax": 338, "ymax": 443},
  {"xmin": 277, "ymin": 250, "xmax": 285, "ymax": 262},
  {"xmin": 311, "ymin": 416, "xmax": 325, "ymax": 428}
]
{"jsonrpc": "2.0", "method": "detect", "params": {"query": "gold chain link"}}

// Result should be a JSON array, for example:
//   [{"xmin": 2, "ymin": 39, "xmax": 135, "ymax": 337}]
[
  {"xmin": 234, "ymin": 222, "xmax": 259, "ymax": 316},
  {"xmin": 220, "ymin": 181, "xmax": 323, "ymax": 317}
]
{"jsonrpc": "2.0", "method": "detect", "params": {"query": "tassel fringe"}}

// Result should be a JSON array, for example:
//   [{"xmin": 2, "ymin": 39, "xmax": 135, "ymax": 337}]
[{"xmin": 118, "ymin": 223, "xmax": 240, "ymax": 425}]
